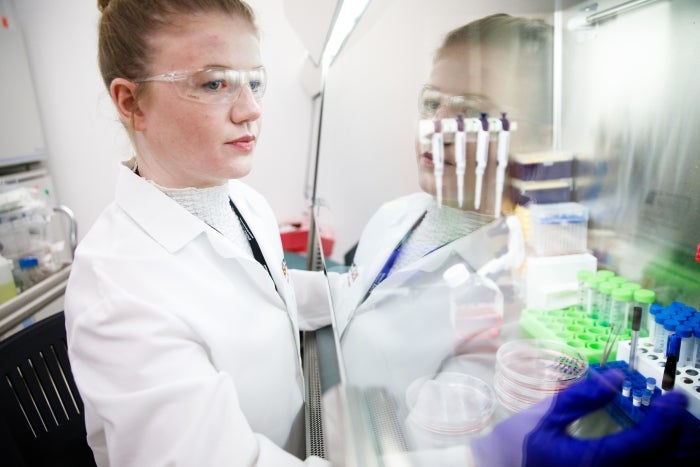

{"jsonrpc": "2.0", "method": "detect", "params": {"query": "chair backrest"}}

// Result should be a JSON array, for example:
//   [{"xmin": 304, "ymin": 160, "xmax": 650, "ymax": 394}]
[{"xmin": 0, "ymin": 311, "xmax": 97, "ymax": 467}]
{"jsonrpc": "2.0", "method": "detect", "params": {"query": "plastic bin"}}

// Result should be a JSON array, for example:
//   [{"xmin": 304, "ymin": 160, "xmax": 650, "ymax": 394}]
[{"xmin": 509, "ymin": 151, "xmax": 573, "ymax": 181}]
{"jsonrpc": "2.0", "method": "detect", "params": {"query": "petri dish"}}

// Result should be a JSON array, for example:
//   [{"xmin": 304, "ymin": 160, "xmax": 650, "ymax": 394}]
[
  {"xmin": 405, "ymin": 372, "xmax": 495, "ymax": 435},
  {"xmin": 494, "ymin": 339, "xmax": 588, "ymax": 411}
]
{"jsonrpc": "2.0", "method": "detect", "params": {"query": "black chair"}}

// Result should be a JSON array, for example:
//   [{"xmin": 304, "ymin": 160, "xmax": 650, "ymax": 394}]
[{"xmin": 0, "ymin": 312, "xmax": 97, "ymax": 467}]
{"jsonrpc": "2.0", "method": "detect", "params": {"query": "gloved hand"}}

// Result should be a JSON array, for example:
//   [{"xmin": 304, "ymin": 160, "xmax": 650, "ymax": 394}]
[{"xmin": 471, "ymin": 369, "xmax": 699, "ymax": 467}]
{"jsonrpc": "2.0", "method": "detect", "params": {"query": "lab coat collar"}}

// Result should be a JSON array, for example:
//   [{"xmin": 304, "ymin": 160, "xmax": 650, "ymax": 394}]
[
  {"xmin": 115, "ymin": 164, "xmax": 210, "ymax": 253},
  {"xmin": 114, "ymin": 165, "xmax": 263, "ymax": 261}
]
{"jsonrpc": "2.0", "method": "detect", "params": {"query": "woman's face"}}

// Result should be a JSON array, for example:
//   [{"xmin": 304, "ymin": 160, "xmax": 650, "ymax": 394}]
[
  {"xmin": 134, "ymin": 13, "xmax": 263, "ymax": 188},
  {"xmin": 415, "ymin": 44, "xmax": 546, "ymax": 214}
]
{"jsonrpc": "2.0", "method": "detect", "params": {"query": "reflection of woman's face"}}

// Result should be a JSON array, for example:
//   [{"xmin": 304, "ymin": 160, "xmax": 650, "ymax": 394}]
[{"xmin": 415, "ymin": 44, "xmax": 547, "ymax": 214}]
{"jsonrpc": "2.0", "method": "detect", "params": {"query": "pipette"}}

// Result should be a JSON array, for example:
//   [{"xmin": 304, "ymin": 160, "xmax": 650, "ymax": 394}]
[
  {"xmin": 494, "ymin": 113, "xmax": 510, "ymax": 216},
  {"xmin": 473, "ymin": 112, "xmax": 489, "ymax": 210},
  {"xmin": 432, "ymin": 117, "xmax": 445, "ymax": 207},
  {"xmin": 628, "ymin": 306, "xmax": 642, "ymax": 371},
  {"xmin": 454, "ymin": 115, "xmax": 467, "ymax": 208}
]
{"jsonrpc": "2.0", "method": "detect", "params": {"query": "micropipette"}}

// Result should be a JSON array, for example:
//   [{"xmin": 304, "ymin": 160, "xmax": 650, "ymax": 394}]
[
  {"xmin": 432, "ymin": 117, "xmax": 445, "ymax": 207},
  {"xmin": 473, "ymin": 112, "xmax": 489, "ymax": 210},
  {"xmin": 494, "ymin": 113, "xmax": 510, "ymax": 216},
  {"xmin": 454, "ymin": 115, "xmax": 467, "ymax": 208},
  {"xmin": 628, "ymin": 306, "xmax": 642, "ymax": 371}
]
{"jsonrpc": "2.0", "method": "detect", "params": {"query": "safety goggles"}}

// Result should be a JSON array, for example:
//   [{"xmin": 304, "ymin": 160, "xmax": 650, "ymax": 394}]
[
  {"xmin": 418, "ymin": 85, "xmax": 494, "ymax": 119},
  {"xmin": 137, "ymin": 66, "xmax": 267, "ymax": 104}
]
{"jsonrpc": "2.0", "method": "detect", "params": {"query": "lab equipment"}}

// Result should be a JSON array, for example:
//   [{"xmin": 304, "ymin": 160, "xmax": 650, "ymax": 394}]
[
  {"xmin": 661, "ymin": 319, "xmax": 680, "ymax": 356},
  {"xmin": 610, "ymin": 287, "xmax": 633, "ymax": 330},
  {"xmin": 431, "ymin": 117, "xmax": 445, "ymax": 207},
  {"xmin": 600, "ymin": 322, "xmax": 622, "ymax": 368},
  {"xmin": 597, "ymin": 280, "xmax": 617, "ymax": 325},
  {"xmin": 633, "ymin": 289, "xmax": 656, "ymax": 335},
  {"xmin": 677, "ymin": 325, "xmax": 694, "ymax": 367},
  {"xmin": 662, "ymin": 334, "xmax": 681, "ymax": 391},
  {"xmin": 473, "ymin": 113, "xmax": 489, "ymax": 210},
  {"xmin": 493, "ymin": 339, "xmax": 588, "ymax": 412},
  {"xmin": 577, "ymin": 269, "xmax": 594, "ymax": 311},
  {"xmin": 443, "ymin": 263, "xmax": 503, "ymax": 346},
  {"xmin": 417, "ymin": 115, "xmax": 517, "ymax": 211},
  {"xmin": 0, "ymin": 255, "xmax": 17, "ymax": 304},
  {"xmin": 493, "ymin": 113, "xmax": 510, "ymax": 215},
  {"xmin": 453, "ymin": 114, "xmax": 467, "ymax": 208},
  {"xmin": 622, "ymin": 378, "xmax": 632, "ymax": 397},
  {"xmin": 628, "ymin": 306, "xmax": 642, "ymax": 371},
  {"xmin": 529, "ymin": 202, "xmax": 589, "ymax": 256},
  {"xmin": 405, "ymin": 372, "xmax": 495, "ymax": 436},
  {"xmin": 695, "ymin": 326, "xmax": 700, "ymax": 369},
  {"xmin": 632, "ymin": 389, "xmax": 643, "ymax": 407},
  {"xmin": 473, "ymin": 369, "xmax": 694, "ymax": 467},
  {"xmin": 653, "ymin": 313, "xmax": 670, "ymax": 352}
]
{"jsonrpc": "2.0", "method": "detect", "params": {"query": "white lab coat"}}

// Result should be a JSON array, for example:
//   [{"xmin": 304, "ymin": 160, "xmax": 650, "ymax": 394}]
[{"xmin": 64, "ymin": 164, "xmax": 331, "ymax": 467}]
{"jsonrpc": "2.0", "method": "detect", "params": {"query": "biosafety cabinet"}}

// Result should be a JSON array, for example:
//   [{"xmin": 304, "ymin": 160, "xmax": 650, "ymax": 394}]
[{"xmin": 306, "ymin": 0, "xmax": 700, "ymax": 465}]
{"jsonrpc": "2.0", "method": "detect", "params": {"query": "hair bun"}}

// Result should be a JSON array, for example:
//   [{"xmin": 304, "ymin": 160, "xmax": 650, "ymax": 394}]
[{"xmin": 97, "ymin": 0, "xmax": 111, "ymax": 13}]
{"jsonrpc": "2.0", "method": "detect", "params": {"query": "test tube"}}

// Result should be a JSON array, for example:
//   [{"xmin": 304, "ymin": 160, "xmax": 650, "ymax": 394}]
[
  {"xmin": 677, "ymin": 325, "xmax": 693, "ymax": 367},
  {"xmin": 641, "ymin": 389, "xmax": 652, "ymax": 407},
  {"xmin": 577, "ymin": 270, "xmax": 594, "ymax": 311},
  {"xmin": 633, "ymin": 289, "xmax": 656, "ymax": 336},
  {"xmin": 645, "ymin": 377, "xmax": 656, "ymax": 391},
  {"xmin": 694, "ymin": 326, "xmax": 700, "ymax": 369},
  {"xmin": 628, "ymin": 306, "xmax": 642, "ymax": 371},
  {"xmin": 596, "ymin": 270, "xmax": 615, "ymax": 281},
  {"xmin": 661, "ymin": 319, "xmax": 680, "ymax": 355},
  {"xmin": 622, "ymin": 379, "xmax": 632, "ymax": 397},
  {"xmin": 597, "ymin": 281, "xmax": 617, "ymax": 325},
  {"xmin": 610, "ymin": 288, "xmax": 633, "ymax": 330},
  {"xmin": 587, "ymin": 276, "xmax": 606, "ymax": 317},
  {"xmin": 653, "ymin": 314, "xmax": 669, "ymax": 353},
  {"xmin": 632, "ymin": 389, "xmax": 643, "ymax": 407}
]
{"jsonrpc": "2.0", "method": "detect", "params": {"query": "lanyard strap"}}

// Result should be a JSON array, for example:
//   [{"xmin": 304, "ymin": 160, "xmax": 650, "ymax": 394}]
[
  {"xmin": 361, "ymin": 210, "xmax": 427, "ymax": 303},
  {"xmin": 229, "ymin": 199, "xmax": 274, "ymax": 284}
]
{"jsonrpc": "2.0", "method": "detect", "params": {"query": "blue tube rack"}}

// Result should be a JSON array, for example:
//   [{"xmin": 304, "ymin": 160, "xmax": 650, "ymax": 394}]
[{"xmin": 588, "ymin": 360, "xmax": 661, "ymax": 428}]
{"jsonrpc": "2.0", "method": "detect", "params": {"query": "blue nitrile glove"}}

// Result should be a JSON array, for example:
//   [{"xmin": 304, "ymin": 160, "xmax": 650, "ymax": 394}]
[{"xmin": 471, "ymin": 370, "xmax": 698, "ymax": 467}]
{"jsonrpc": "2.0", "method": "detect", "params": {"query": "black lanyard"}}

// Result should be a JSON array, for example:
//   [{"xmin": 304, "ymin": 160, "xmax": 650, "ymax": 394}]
[{"xmin": 229, "ymin": 199, "xmax": 274, "ymax": 285}]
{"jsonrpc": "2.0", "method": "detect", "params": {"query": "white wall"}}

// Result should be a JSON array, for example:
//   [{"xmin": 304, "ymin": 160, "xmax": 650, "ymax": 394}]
[{"xmin": 12, "ymin": 0, "xmax": 313, "ymax": 241}]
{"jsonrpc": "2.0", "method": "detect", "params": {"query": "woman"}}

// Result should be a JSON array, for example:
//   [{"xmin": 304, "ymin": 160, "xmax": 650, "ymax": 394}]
[{"xmin": 65, "ymin": 1, "xmax": 329, "ymax": 465}]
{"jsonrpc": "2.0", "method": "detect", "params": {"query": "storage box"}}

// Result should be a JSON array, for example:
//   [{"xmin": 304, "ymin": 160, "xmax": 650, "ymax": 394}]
[
  {"xmin": 509, "ymin": 151, "xmax": 573, "ymax": 181},
  {"xmin": 529, "ymin": 202, "xmax": 589, "ymax": 256},
  {"xmin": 509, "ymin": 178, "xmax": 573, "ymax": 205}
]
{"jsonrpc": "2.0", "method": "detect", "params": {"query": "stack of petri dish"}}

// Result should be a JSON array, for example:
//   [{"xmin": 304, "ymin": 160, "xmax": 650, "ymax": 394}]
[
  {"xmin": 405, "ymin": 372, "xmax": 496, "ymax": 436},
  {"xmin": 494, "ymin": 339, "xmax": 588, "ymax": 412}
]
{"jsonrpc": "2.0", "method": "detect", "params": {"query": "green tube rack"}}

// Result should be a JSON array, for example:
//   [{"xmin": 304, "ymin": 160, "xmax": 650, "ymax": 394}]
[{"xmin": 519, "ymin": 306, "xmax": 649, "ymax": 364}]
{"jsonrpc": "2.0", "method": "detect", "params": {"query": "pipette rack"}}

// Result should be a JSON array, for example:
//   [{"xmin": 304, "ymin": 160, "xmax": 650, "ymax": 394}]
[
  {"xmin": 588, "ymin": 360, "xmax": 662, "ymax": 428},
  {"xmin": 519, "ymin": 306, "xmax": 648, "ymax": 364},
  {"xmin": 418, "ymin": 117, "xmax": 517, "ymax": 144},
  {"xmin": 616, "ymin": 337, "xmax": 700, "ymax": 420}
]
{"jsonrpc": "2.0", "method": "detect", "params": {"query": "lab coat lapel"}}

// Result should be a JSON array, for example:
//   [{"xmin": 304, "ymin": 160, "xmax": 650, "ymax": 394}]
[
  {"xmin": 226, "ymin": 186, "xmax": 292, "ymax": 309},
  {"xmin": 339, "ymin": 197, "xmax": 432, "ymax": 333}
]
